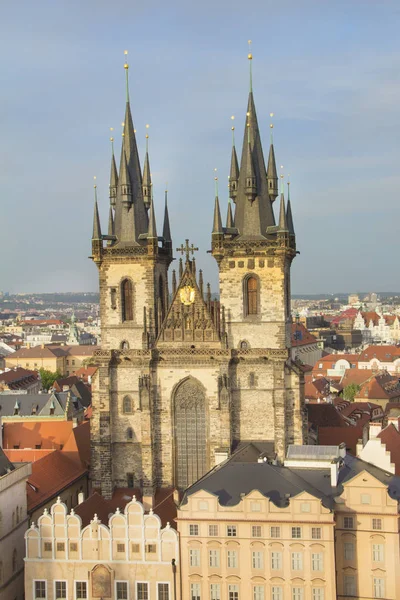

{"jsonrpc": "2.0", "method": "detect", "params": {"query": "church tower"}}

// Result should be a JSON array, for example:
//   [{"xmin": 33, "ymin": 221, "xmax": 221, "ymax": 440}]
[{"xmin": 90, "ymin": 51, "xmax": 305, "ymax": 503}]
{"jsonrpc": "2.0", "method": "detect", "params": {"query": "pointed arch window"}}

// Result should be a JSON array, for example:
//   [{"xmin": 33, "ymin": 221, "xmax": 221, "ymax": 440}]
[
  {"xmin": 123, "ymin": 396, "xmax": 133, "ymax": 414},
  {"xmin": 121, "ymin": 279, "xmax": 133, "ymax": 322},
  {"xmin": 245, "ymin": 276, "xmax": 258, "ymax": 316}
]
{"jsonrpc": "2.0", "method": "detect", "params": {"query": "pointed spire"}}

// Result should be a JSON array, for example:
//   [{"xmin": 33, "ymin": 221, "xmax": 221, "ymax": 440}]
[
  {"xmin": 286, "ymin": 181, "xmax": 295, "ymax": 236},
  {"xmin": 107, "ymin": 206, "xmax": 114, "ymax": 245},
  {"xmin": 142, "ymin": 125, "xmax": 151, "ymax": 210},
  {"xmin": 226, "ymin": 200, "xmax": 234, "ymax": 228},
  {"xmin": 172, "ymin": 270, "xmax": 177, "ymax": 296},
  {"xmin": 148, "ymin": 197, "xmax": 157, "ymax": 239},
  {"xmin": 109, "ymin": 129, "xmax": 118, "ymax": 208},
  {"xmin": 179, "ymin": 258, "xmax": 183, "ymax": 279},
  {"xmin": 278, "ymin": 173, "xmax": 288, "ymax": 231},
  {"xmin": 212, "ymin": 195, "xmax": 223, "ymax": 234},
  {"xmin": 162, "ymin": 188, "xmax": 172, "ymax": 242},
  {"xmin": 118, "ymin": 149, "xmax": 132, "ymax": 203},
  {"xmin": 229, "ymin": 117, "xmax": 239, "ymax": 200},
  {"xmin": 199, "ymin": 269, "xmax": 204, "ymax": 298},
  {"xmin": 92, "ymin": 179, "xmax": 102, "ymax": 240},
  {"xmin": 267, "ymin": 114, "xmax": 278, "ymax": 202}
]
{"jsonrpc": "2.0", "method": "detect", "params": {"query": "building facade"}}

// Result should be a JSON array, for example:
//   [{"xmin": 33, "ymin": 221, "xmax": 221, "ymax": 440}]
[
  {"xmin": 0, "ymin": 451, "xmax": 31, "ymax": 600},
  {"xmin": 90, "ymin": 55, "xmax": 306, "ymax": 500},
  {"xmin": 25, "ymin": 497, "xmax": 179, "ymax": 600}
]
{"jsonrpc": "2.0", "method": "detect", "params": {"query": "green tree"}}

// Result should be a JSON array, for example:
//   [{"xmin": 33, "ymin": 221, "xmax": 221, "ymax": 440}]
[
  {"xmin": 39, "ymin": 368, "xmax": 62, "ymax": 391},
  {"xmin": 343, "ymin": 383, "xmax": 361, "ymax": 402}
]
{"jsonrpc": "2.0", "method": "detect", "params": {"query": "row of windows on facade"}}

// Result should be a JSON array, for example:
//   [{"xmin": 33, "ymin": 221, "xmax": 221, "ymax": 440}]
[
  {"xmin": 190, "ymin": 584, "xmax": 326, "ymax": 600},
  {"xmin": 190, "ymin": 548, "xmax": 326, "ymax": 571},
  {"xmin": 117, "ymin": 275, "xmax": 261, "ymax": 323},
  {"xmin": 34, "ymin": 581, "xmax": 169, "ymax": 600},
  {"xmin": 188, "ymin": 516, "xmax": 383, "ymax": 538},
  {"xmin": 41, "ymin": 541, "xmax": 157, "ymax": 554}
]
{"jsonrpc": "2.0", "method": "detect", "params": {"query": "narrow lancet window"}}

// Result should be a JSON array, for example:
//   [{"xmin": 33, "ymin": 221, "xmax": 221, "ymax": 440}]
[
  {"xmin": 247, "ymin": 276, "xmax": 258, "ymax": 315},
  {"xmin": 121, "ymin": 279, "xmax": 133, "ymax": 321}
]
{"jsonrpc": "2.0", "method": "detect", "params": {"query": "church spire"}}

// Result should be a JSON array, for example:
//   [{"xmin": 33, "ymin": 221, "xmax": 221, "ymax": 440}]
[
  {"xmin": 267, "ymin": 114, "xmax": 278, "ymax": 202},
  {"xmin": 229, "ymin": 116, "xmax": 239, "ymax": 200},
  {"xmin": 148, "ymin": 195, "xmax": 157, "ymax": 239},
  {"xmin": 162, "ymin": 188, "xmax": 172, "ymax": 242},
  {"xmin": 107, "ymin": 206, "xmax": 114, "ymax": 245},
  {"xmin": 109, "ymin": 130, "xmax": 118, "ymax": 208},
  {"xmin": 142, "ymin": 125, "xmax": 151, "ymax": 210},
  {"xmin": 226, "ymin": 200, "xmax": 234, "ymax": 228},
  {"xmin": 233, "ymin": 48, "xmax": 275, "ymax": 238},
  {"xmin": 113, "ymin": 51, "xmax": 149, "ymax": 245},
  {"xmin": 212, "ymin": 175, "xmax": 223, "ymax": 234},
  {"xmin": 286, "ymin": 180, "xmax": 295, "ymax": 236},
  {"xmin": 92, "ymin": 179, "xmax": 102, "ymax": 240},
  {"xmin": 278, "ymin": 174, "xmax": 288, "ymax": 231}
]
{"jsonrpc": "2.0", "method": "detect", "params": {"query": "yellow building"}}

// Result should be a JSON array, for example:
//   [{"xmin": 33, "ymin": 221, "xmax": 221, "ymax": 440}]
[
  {"xmin": 25, "ymin": 496, "xmax": 179, "ymax": 600},
  {"xmin": 5, "ymin": 344, "xmax": 98, "ymax": 376},
  {"xmin": 177, "ymin": 444, "xmax": 400, "ymax": 600}
]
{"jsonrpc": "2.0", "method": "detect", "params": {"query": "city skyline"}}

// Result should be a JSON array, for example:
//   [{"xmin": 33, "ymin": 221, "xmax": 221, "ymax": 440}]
[{"xmin": 1, "ymin": 0, "xmax": 400, "ymax": 293}]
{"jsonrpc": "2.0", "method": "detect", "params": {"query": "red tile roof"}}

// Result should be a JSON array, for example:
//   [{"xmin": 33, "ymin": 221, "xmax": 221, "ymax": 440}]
[
  {"xmin": 3, "ymin": 421, "xmax": 74, "ymax": 451},
  {"xmin": 62, "ymin": 421, "xmax": 90, "ymax": 468},
  {"xmin": 291, "ymin": 323, "xmax": 318, "ymax": 347},
  {"xmin": 318, "ymin": 425, "xmax": 364, "ymax": 455},
  {"xmin": 358, "ymin": 373, "xmax": 400, "ymax": 400},
  {"xmin": 306, "ymin": 404, "xmax": 346, "ymax": 428},
  {"xmin": 360, "ymin": 345, "xmax": 400, "ymax": 363},
  {"xmin": 4, "ymin": 448, "xmax": 54, "ymax": 462},
  {"xmin": 27, "ymin": 450, "xmax": 87, "ymax": 512}
]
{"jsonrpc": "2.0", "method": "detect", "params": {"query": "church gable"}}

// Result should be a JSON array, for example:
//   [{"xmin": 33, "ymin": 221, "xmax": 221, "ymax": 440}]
[{"xmin": 156, "ymin": 258, "xmax": 222, "ymax": 347}]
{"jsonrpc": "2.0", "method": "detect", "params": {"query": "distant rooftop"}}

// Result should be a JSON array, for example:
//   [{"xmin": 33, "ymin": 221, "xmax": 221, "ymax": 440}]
[{"xmin": 287, "ymin": 445, "xmax": 341, "ymax": 461}]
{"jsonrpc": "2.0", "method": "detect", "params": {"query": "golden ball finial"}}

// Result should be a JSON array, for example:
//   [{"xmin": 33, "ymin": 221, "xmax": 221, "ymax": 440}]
[
  {"xmin": 248, "ymin": 53, "xmax": 252, "ymax": 60},
  {"xmin": 146, "ymin": 124, "xmax": 150, "ymax": 129},
  {"xmin": 270, "ymin": 123, "xmax": 274, "ymax": 129},
  {"xmin": 146, "ymin": 134, "xmax": 149, "ymax": 139},
  {"xmin": 93, "ymin": 175, "xmax": 97, "ymax": 189},
  {"xmin": 270, "ymin": 112, "xmax": 274, "ymax": 118},
  {"xmin": 231, "ymin": 115, "xmax": 235, "ymax": 120},
  {"xmin": 110, "ymin": 127, "xmax": 114, "ymax": 132},
  {"xmin": 121, "ymin": 122, "xmax": 125, "ymax": 127},
  {"xmin": 110, "ymin": 136, "xmax": 114, "ymax": 142},
  {"xmin": 231, "ymin": 126, "xmax": 235, "ymax": 131},
  {"xmin": 124, "ymin": 50, "xmax": 129, "ymax": 69}
]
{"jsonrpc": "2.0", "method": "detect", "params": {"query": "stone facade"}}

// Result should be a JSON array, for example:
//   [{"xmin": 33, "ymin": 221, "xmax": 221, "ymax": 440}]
[{"xmin": 90, "ymin": 64, "xmax": 306, "ymax": 500}]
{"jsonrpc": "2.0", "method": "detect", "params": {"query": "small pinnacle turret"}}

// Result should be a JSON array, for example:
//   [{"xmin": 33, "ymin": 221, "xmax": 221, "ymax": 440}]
[
  {"xmin": 229, "ymin": 144, "xmax": 239, "ymax": 200},
  {"xmin": 162, "ymin": 189, "xmax": 171, "ymax": 242},
  {"xmin": 109, "ymin": 146, "xmax": 118, "ymax": 208},
  {"xmin": 107, "ymin": 206, "xmax": 114, "ymax": 245},
  {"xmin": 92, "ymin": 192, "xmax": 102, "ymax": 241},
  {"xmin": 278, "ymin": 192, "xmax": 288, "ymax": 232},
  {"xmin": 118, "ymin": 150, "xmax": 132, "ymax": 204},
  {"xmin": 226, "ymin": 200, "xmax": 234, "ymax": 228},
  {"xmin": 267, "ymin": 142, "xmax": 278, "ymax": 202},
  {"xmin": 212, "ymin": 195, "xmax": 223, "ymax": 234},
  {"xmin": 148, "ymin": 197, "xmax": 157, "ymax": 239},
  {"xmin": 286, "ymin": 183, "xmax": 295, "ymax": 236},
  {"xmin": 244, "ymin": 138, "xmax": 257, "ymax": 200},
  {"xmin": 142, "ymin": 131, "xmax": 152, "ymax": 211}
]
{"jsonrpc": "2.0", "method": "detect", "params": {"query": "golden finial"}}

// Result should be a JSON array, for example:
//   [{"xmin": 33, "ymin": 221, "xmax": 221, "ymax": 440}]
[
  {"xmin": 280, "ymin": 166, "xmax": 284, "ymax": 193},
  {"xmin": 124, "ymin": 50, "xmax": 130, "ymax": 102},
  {"xmin": 121, "ymin": 121, "xmax": 125, "ymax": 137},
  {"xmin": 231, "ymin": 115, "xmax": 235, "ymax": 130},
  {"xmin": 248, "ymin": 39, "xmax": 252, "ymax": 60},
  {"xmin": 214, "ymin": 168, "xmax": 219, "ymax": 196},
  {"xmin": 124, "ymin": 50, "xmax": 129, "ymax": 70},
  {"xmin": 93, "ymin": 175, "xmax": 97, "ymax": 189},
  {"xmin": 109, "ymin": 126, "xmax": 114, "ymax": 142},
  {"xmin": 269, "ymin": 113, "xmax": 274, "ymax": 142}
]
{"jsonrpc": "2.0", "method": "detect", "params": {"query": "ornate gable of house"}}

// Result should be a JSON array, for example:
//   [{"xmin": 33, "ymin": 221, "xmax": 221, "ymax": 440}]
[{"xmin": 156, "ymin": 258, "xmax": 224, "ymax": 347}]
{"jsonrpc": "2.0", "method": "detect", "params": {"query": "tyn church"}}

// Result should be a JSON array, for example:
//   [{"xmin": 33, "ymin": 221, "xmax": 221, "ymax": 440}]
[{"xmin": 90, "ymin": 54, "xmax": 306, "ymax": 501}]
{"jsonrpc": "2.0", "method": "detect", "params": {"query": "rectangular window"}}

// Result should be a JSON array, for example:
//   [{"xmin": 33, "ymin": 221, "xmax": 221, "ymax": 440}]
[
  {"xmin": 372, "ymin": 518, "xmax": 382, "ymax": 530},
  {"xmin": 253, "ymin": 585, "xmax": 264, "ymax": 600},
  {"xmin": 75, "ymin": 582, "xmax": 87, "ymax": 599},
  {"xmin": 292, "ymin": 588, "xmax": 303, "ymax": 600},
  {"xmin": 361, "ymin": 493, "xmax": 371, "ymax": 504},
  {"xmin": 209, "ymin": 549, "xmax": 220, "ymax": 567},
  {"xmin": 137, "ymin": 583, "xmax": 149, "ymax": 600},
  {"xmin": 311, "ymin": 527, "xmax": 321, "ymax": 540},
  {"xmin": 312, "ymin": 589, "xmax": 324, "ymax": 600},
  {"xmin": 373, "ymin": 577, "xmax": 385, "ymax": 599},
  {"xmin": 190, "ymin": 549, "xmax": 200, "ymax": 567},
  {"xmin": 158, "ymin": 583, "xmax": 169, "ymax": 600},
  {"xmin": 190, "ymin": 583, "xmax": 201, "ymax": 600},
  {"xmin": 146, "ymin": 544, "xmax": 156, "ymax": 553},
  {"xmin": 251, "ymin": 501, "xmax": 261, "ymax": 512},
  {"xmin": 300, "ymin": 502, "xmax": 310, "ymax": 512},
  {"xmin": 344, "ymin": 575, "xmax": 356, "ymax": 596},
  {"xmin": 252, "ymin": 551, "xmax": 263, "ymax": 569},
  {"xmin": 56, "ymin": 543, "xmax": 65, "ymax": 552},
  {"xmin": 270, "ymin": 526, "xmax": 281, "ymax": 538},
  {"xmin": 312, "ymin": 553, "xmax": 323, "ymax": 571},
  {"xmin": 291, "ymin": 526, "xmax": 302, "ymax": 539},
  {"xmin": 117, "ymin": 543, "xmax": 125, "ymax": 553},
  {"xmin": 271, "ymin": 551, "xmax": 282, "ymax": 570},
  {"xmin": 228, "ymin": 584, "xmax": 239, "ymax": 600},
  {"xmin": 189, "ymin": 524, "xmax": 199, "ymax": 536},
  {"xmin": 132, "ymin": 543, "xmax": 140, "ymax": 553},
  {"xmin": 344, "ymin": 542, "xmax": 354, "ymax": 560},
  {"xmin": 116, "ymin": 582, "xmax": 128, "ymax": 600},
  {"xmin": 372, "ymin": 544, "xmax": 384, "ymax": 562},
  {"xmin": 35, "ymin": 581, "xmax": 46, "ymax": 599},
  {"xmin": 252, "ymin": 525, "xmax": 262, "ymax": 538},
  {"xmin": 227, "ymin": 550, "xmax": 238, "ymax": 568},
  {"xmin": 343, "ymin": 516, "xmax": 354, "ymax": 529},
  {"xmin": 291, "ymin": 551, "xmax": 303, "ymax": 570},
  {"xmin": 272, "ymin": 587, "xmax": 282, "ymax": 600},
  {"xmin": 208, "ymin": 524, "xmax": 219, "ymax": 536},
  {"xmin": 44, "ymin": 542, "xmax": 52, "ymax": 552},
  {"xmin": 55, "ymin": 582, "xmax": 66, "ymax": 600},
  {"xmin": 227, "ymin": 525, "xmax": 237, "ymax": 537},
  {"xmin": 127, "ymin": 473, "xmax": 134, "ymax": 488},
  {"xmin": 210, "ymin": 584, "xmax": 221, "ymax": 600},
  {"xmin": 70, "ymin": 542, "xmax": 78, "ymax": 552}
]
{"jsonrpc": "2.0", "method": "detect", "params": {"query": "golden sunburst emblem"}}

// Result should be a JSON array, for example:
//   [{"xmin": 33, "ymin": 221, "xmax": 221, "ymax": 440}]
[{"xmin": 179, "ymin": 286, "xmax": 195, "ymax": 306}]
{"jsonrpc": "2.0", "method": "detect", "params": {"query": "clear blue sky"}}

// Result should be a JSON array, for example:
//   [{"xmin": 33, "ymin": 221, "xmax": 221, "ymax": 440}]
[{"xmin": 1, "ymin": 0, "xmax": 399, "ymax": 294}]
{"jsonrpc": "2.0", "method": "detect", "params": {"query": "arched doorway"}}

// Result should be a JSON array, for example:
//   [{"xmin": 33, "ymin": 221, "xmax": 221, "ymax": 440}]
[{"xmin": 174, "ymin": 378, "xmax": 207, "ymax": 489}]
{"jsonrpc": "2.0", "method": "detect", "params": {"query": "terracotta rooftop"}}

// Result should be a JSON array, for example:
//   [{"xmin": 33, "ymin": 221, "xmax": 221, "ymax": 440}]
[
  {"xmin": 358, "ymin": 373, "xmax": 400, "ymax": 400},
  {"xmin": 318, "ymin": 425, "xmax": 364, "ymax": 455},
  {"xmin": 360, "ymin": 345, "xmax": 400, "ymax": 363},
  {"xmin": 3, "ymin": 420, "xmax": 74, "ymax": 451},
  {"xmin": 9, "ymin": 346, "xmax": 67, "ymax": 359},
  {"xmin": 0, "ymin": 367, "xmax": 39, "ymax": 389},
  {"xmin": 27, "ymin": 450, "xmax": 87, "ymax": 512},
  {"xmin": 306, "ymin": 404, "xmax": 346, "ymax": 428},
  {"xmin": 291, "ymin": 323, "xmax": 318, "ymax": 347}
]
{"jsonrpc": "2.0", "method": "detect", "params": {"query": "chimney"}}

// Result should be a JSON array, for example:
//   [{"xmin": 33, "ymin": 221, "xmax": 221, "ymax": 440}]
[
  {"xmin": 41, "ymin": 343, "xmax": 45, "ymax": 349},
  {"xmin": 369, "ymin": 421, "xmax": 382, "ymax": 439},
  {"xmin": 173, "ymin": 489, "xmax": 180, "ymax": 506},
  {"xmin": 338, "ymin": 442, "xmax": 347, "ymax": 458},
  {"xmin": 330, "ymin": 460, "xmax": 339, "ymax": 487},
  {"xmin": 78, "ymin": 491, "xmax": 85, "ymax": 504}
]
